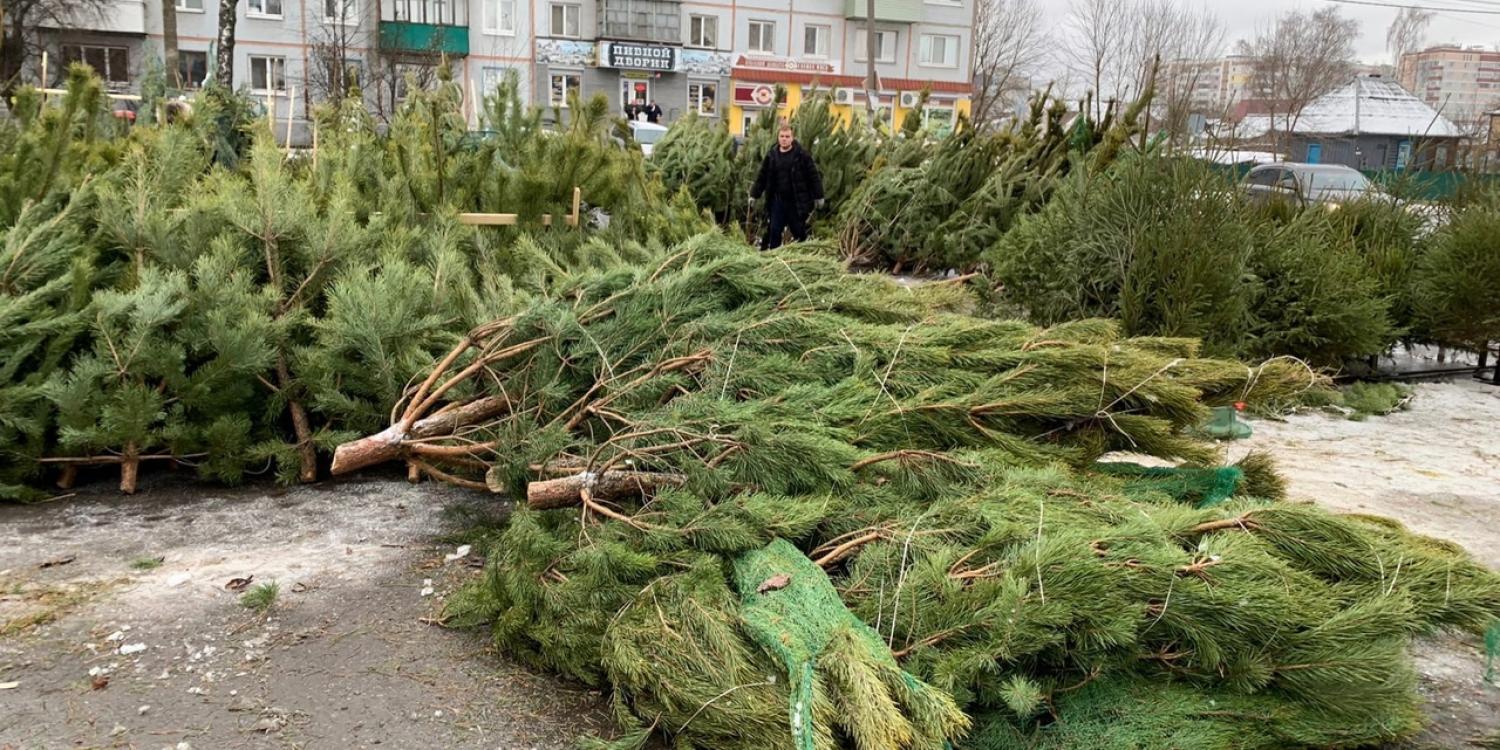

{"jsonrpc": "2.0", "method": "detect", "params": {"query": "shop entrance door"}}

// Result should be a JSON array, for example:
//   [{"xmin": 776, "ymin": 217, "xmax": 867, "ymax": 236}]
[{"xmin": 621, "ymin": 78, "xmax": 651, "ymax": 118}]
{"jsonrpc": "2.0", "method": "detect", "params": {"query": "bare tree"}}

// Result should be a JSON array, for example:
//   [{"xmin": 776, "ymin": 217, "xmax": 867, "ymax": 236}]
[
  {"xmin": 1387, "ymin": 7, "xmax": 1432, "ymax": 68},
  {"xmin": 969, "ymin": 0, "xmax": 1049, "ymax": 128},
  {"xmin": 306, "ymin": 0, "xmax": 364, "ymax": 106},
  {"xmin": 163, "ymin": 0, "xmax": 180, "ymax": 88},
  {"xmin": 0, "ymin": 0, "xmax": 110, "ymax": 95},
  {"xmin": 1237, "ymin": 7, "xmax": 1359, "ymax": 153},
  {"xmin": 1131, "ymin": 2, "xmax": 1223, "ymax": 140},
  {"xmin": 1066, "ymin": 0, "xmax": 1126, "ymax": 120},
  {"xmin": 215, "ymin": 0, "xmax": 238, "ymax": 87}
]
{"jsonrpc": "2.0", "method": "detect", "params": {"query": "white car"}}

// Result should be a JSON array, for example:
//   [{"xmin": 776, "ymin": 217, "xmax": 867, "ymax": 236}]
[{"xmin": 627, "ymin": 120, "xmax": 669, "ymax": 157}]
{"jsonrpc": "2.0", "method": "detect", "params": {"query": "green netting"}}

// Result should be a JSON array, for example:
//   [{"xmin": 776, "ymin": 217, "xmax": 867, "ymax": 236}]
[
  {"xmin": 1198, "ymin": 405, "xmax": 1253, "ymax": 440},
  {"xmin": 1094, "ymin": 462, "xmax": 1245, "ymax": 508},
  {"xmin": 964, "ymin": 674, "xmax": 1420, "ymax": 750},
  {"xmin": 1487, "ymin": 620, "xmax": 1499, "ymax": 684},
  {"xmin": 733, "ymin": 538, "xmax": 969, "ymax": 750}
]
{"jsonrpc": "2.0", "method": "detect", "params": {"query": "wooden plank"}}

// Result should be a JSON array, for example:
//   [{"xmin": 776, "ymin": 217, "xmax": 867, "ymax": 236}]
[{"xmin": 456, "ymin": 213, "xmax": 522, "ymax": 226}]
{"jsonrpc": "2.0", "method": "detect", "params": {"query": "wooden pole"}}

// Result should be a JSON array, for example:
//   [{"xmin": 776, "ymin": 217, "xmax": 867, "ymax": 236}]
[
  {"xmin": 285, "ymin": 85, "xmax": 296, "ymax": 151},
  {"xmin": 570, "ymin": 186, "xmax": 582, "ymax": 227}
]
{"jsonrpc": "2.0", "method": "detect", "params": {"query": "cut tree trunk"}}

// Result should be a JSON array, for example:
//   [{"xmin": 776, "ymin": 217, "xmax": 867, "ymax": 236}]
[
  {"xmin": 275, "ymin": 356, "xmax": 318, "ymax": 483},
  {"xmin": 120, "ymin": 442, "xmax": 140, "ymax": 494},
  {"xmin": 330, "ymin": 395, "xmax": 512, "ymax": 475},
  {"xmin": 526, "ymin": 471, "xmax": 686, "ymax": 510}
]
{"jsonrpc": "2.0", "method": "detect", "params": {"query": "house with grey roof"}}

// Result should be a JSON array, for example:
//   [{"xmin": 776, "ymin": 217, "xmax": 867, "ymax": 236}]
[{"xmin": 1234, "ymin": 76, "xmax": 1465, "ymax": 171}]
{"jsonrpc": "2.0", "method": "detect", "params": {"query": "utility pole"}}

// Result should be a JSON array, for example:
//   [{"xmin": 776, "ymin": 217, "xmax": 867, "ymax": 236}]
[{"xmin": 863, "ymin": 0, "xmax": 879, "ymax": 130}]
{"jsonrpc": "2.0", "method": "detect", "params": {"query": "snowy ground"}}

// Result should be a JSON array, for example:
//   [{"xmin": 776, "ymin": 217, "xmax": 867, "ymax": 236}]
[
  {"xmin": 0, "ymin": 477, "xmax": 612, "ymax": 749},
  {"xmin": 1241, "ymin": 378, "xmax": 1500, "ymax": 749},
  {"xmin": 0, "ymin": 380, "xmax": 1497, "ymax": 749}
]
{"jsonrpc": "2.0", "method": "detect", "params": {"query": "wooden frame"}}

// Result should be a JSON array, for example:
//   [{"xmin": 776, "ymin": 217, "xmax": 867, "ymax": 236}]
[{"xmin": 453, "ymin": 187, "xmax": 583, "ymax": 227}]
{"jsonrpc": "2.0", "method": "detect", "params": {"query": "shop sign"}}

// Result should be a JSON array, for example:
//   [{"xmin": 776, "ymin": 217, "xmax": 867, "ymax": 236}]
[
  {"xmin": 733, "ymin": 55, "xmax": 838, "ymax": 76},
  {"xmin": 733, "ymin": 83, "xmax": 784, "ymax": 108},
  {"xmin": 602, "ymin": 42, "xmax": 678, "ymax": 72}
]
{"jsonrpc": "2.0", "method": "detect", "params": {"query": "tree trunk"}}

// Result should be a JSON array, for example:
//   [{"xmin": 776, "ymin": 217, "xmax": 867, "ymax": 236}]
[
  {"xmin": 215, "ymin": 0, "xmax": 238, "ymax": 87},
  {"xmin": 120, "ymin": 442, "xmax": 140, "ymax": 494},
  {"xmin": 527, "ymin": 471, "xmax": 686, "ymax": 510},
  {"xmin": 1, "ymin": 15, "xmax": 29, "ymax": 98},
  {"xmin": 330, "ymin": 395, "xmax": 512, "ymax": 475},
  {"xmin": 162, "ymin": 0, "xmax": 180, "ymax": 89},
  {"xmin": 275, "ymin": 356, "xmax": 318, "ymax": 483}
]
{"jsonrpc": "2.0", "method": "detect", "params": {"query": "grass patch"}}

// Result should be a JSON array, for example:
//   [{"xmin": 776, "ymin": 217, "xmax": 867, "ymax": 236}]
[
  {"xmin": 1294, "ymin": 382, "xmax": 1413, "ymax": 421},
  {"xmin": 239, "ymin": 581, "xmax": 280, "ymax": 613},
  {"xmin": 1, "ymin": 580, "xmax": 120, "ymax": 639},
  {"xmin": 129, "ymin": 556, "xmax": 164, "ymax": 571}
]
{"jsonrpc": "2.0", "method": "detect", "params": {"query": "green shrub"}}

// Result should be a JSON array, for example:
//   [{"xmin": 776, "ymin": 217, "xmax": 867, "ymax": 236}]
[
  {"xmin": 988, "ymin": 156, "xmax": 1254, "ymax": 354},
  {"xmin": 1414, "ymin": 201, "xmax": 1500, "ymax": 351},
  {"xmin": 1246, "ymin": 211, "xmax": 1398, "ymax": 366}
]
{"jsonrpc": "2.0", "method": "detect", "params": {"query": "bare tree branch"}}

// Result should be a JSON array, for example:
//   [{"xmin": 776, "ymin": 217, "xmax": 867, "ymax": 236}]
[
  {"xmin": 970, "ymin": 0, "xmax": 1049, "ymax": 128},
  {"xmin": 1237, "ymin": 7, "xmax": 1359, "ymax": 154},
  {"xmin": 1066, "ymin": 0, "xmax": 1126, "ymax": 120},
  {"xmin": 1387, "ymin": 7, "xmax": 1432, "ymax": 68},
  {"xmin": 0, "ymin": 0, "xmax": 111, "ymax": 95}
]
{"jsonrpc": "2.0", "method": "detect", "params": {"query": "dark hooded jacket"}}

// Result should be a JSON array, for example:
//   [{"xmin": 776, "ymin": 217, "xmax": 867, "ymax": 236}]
[{"xmin": 751, "ymin": 142, "xmax": 824, "ymax": 219}]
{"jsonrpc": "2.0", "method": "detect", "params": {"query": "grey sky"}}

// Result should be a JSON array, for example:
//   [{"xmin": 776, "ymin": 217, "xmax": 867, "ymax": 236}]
[{"xmin": 1040, "ymin": 0, "xmax": 1500, "ymax": 65}]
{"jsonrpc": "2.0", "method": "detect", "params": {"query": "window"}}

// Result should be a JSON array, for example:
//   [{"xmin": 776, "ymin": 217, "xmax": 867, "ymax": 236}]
[
  {"xmin": 178, "ymin": 50, "xmax": 208, "ymax": 88},
  {"xmin": 854, "ymin": 30, "xmax": 896, "ymax": 64},
  {"xmin": 601, "ymin": 0, "xmax": 679, "ymax": 43},
  {"xmin": 803, "ymin": 24, "xmax": 829, "ymax": 58},
  {"xmin": 481, "ymin": 66, "xmax": 507, "ymax": 94},
  {"xmin": 249, "ymin": 55, "xmax": 287, "ymax": 93},
  {"xmin": 62, "ymin": 45, "xmax": 129, "ymax": 84},
  {"xmin": 324, "ymin": 0, "xmax": 358, "ymax": 22},
  {"xmin": 483, "ymin": 0, "xmax": 515, "ymax": 34},
  {"xmin": 919, "ymin": 34, "xmax": 959, "ymax": 68},
  {"xmin": 748, "ymin": 20, "xmax": 775, "ymax": 54},
  {"xmin": 550, "ymin": 3, "xmax": 580, "ymax": 37},
  {"xmin": 689, "ymin": 81, "xmax": 717, "ymax": 116},
  {"xmin": 247, "ymin": 0, "xmax": 283, "ymax": 16},
  {"xmin": 550, "ymin": 72, "xmax": 581, "ymax": 107},
  {"xmin": 688, "ymin": 14, "xmax": 717, "ymax": 48},
  {"xmin": 176, "ymin": 0, "xmax": 204, "ymax": 11},
  {"xmin": 923, "ymin": 106, "xmax": 955, "ymax": 137}
]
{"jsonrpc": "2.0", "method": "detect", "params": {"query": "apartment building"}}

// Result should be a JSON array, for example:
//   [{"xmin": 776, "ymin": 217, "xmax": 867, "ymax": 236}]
[
  {"xmin": 1398, "ymin": 45, "xmax": 1500, "ymax": 127},
  {"xmin": 33, "ymin": 0, "xmax": 973, "ymax": 139},
  {"xmin": 534, "ymin": 0, "xmax": 975, "ymax": 134},
  {"xmin": 35, "ymin": 0, "xmax": 535, "ymax": 139},
  {"xmin": 1161, "ymin": 54, "xmax": 1260, "ymax": 117}
]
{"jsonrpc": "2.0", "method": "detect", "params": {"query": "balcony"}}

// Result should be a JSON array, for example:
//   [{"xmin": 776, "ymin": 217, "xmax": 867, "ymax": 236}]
[
  {"xmin": 44, "ymin": 0, "xmax": 146, "ymax": 34},
  {"xmin": 379, "ymin": 0, "xmax": 469, "ymax": 56},
  {"xmin": 599, "ymin": 0, "xmax": 681, "ymax": 44},
  {"xmin": 843, "ymin": 0, "xmax": 921, "ymax": 24}
]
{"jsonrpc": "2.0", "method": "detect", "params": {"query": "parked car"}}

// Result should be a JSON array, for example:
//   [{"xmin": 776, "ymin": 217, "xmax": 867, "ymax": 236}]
[
  {"xmin": 1242, "ymin": 163, "xmax": 1386, "ymax": 207},
  {"xmin": 627, "ymin": 120, "xmax": 669, "ymax": 157}
]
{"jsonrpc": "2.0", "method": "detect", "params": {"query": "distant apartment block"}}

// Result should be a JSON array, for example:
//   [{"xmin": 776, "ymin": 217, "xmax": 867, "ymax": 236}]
[
  {"xmin": 1399, "ymin": 45, "xmax": 1500, "ymax": 127},
  {"xmin": 1161, "ymin": 54, "xmax": 1261, "ymax": 117},
  {"xmin": 30, "ymin": 0, "xmax": 976, "ymax": 141}
]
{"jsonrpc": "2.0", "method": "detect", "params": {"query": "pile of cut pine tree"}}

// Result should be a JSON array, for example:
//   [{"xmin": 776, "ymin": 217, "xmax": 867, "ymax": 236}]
[{"xmin": 336, "ymin": 234, "xmax": 1500, "ymax": 750}]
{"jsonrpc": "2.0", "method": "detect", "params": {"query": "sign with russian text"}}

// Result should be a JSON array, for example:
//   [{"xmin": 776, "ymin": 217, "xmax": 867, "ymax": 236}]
[
  {"xmin": 733, "ymin": 55, "xmax": 838, "ymax": 75},
  {"xmin": 602, "ymin": 42, "xmax": 678, "ymax": 72}
]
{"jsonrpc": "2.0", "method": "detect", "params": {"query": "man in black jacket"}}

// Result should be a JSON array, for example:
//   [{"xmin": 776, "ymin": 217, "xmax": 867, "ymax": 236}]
[{"xmin": 750, "ymin": 123, "xmax": 824, "ymax": 250}]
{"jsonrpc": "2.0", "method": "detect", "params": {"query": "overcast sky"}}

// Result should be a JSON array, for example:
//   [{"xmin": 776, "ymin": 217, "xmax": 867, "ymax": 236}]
[{"xmin": 1039, "ymin": 0, "xmax": 1500, "ymax": 66}]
